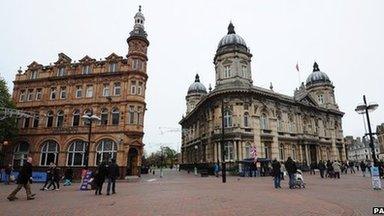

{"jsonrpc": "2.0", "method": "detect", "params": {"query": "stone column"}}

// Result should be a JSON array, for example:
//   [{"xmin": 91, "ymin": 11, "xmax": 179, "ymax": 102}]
[
  {"xmin": 213, "ymin": 142, "xmax": 217, "ymax": 162},
  {"xmin": 271, "ymin": 118, "xmax": 279, "ymax": 160},
  {"xmin": 305, "ymin": 145, "xmax": 309, "ymax": 166},
  {"xmin": 341, "ymin": 142, "xmax": 346, "ymax": 161},
  {"xmin": 331, "ymin": 129, "xmax": 337, "ymax": 161},
  {"xmin": 234, "ymin": 140, "xmax": 238, "ymax": 161},
  {"xmin": 254, "ymin": 116, "xmax": 262, "ymax": 159},
  {"xmin": 217, "ymin": 142, "xmax": 221, "ymax": 163},
  {"xmin": 298, "ymin": 144, "xmax": 303, "ymax": 162}
]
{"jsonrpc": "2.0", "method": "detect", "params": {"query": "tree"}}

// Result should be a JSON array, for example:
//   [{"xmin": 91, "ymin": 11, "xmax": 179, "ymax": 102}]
[{"xmin": 0, "ymin": 76, "xmax": 18, "ymax": 143}]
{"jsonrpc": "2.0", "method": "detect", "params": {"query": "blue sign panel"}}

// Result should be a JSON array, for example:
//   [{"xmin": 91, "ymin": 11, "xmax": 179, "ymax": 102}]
[{"xmin": 1, "ymin": 171, "xmax": 46, "ymax": 183}]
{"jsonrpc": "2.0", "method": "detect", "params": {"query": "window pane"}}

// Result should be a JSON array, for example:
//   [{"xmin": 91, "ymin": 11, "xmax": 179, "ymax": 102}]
[
  {"xmin": 74, "ymin": 153, "xmax": 83, "ymax": 166},
  {"xmin": 41, "ymin": 153, "xmax": 46, "ymax": 166},
  {"xmin": 47, "ymin": 153, "xmax": 56, "ymax": 164},
  {"xmin": 67, "ymin": 153, "xmax": 73, "ymax": 166}
]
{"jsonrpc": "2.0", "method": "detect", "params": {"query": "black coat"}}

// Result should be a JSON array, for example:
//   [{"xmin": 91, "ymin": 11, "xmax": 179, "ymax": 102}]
[
  {"xmin": 318, "ymin": 161, "xmax": 326, "ymax": 170},
  {"xmin": 271, "ymin": 161, "xmax": 281, "ymax": 177},
  {"xmin": 17, "ymin": 162, "xmax": 32, "ymax": 184},
  {"xmin": 285, "ymin": 159, "xmax": 297, "ymax": 174},
  {"xmin": 107, "ymin": 162, "xmax": 120, "ymax": 179},
  {"xmin": 97, "ymin": 163, "xmax": 108, "ymax": 181}
]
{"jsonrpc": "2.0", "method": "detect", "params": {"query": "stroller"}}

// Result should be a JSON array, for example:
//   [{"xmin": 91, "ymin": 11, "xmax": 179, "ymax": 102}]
[{"xmin": 293, "ymin": 169, "xmax": 306, "ymax": 188}]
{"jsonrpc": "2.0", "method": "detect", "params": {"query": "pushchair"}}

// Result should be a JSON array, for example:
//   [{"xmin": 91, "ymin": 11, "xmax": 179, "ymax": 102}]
[{"xmin": 293, "ymin": 169, "xmax": 306, "ymax": 188}]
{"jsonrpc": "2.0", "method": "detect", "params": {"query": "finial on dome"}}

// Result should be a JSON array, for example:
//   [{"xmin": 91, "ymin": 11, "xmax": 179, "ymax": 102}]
[
  {"xmin": 313, "ymin": 62, "xmax": 320, "ymax": 72},
  {"xmin": 269, "ymin": 82, "xmax": 273, "ymax": 91},
  {"xmin": 195, "ymin": 74, "xmax": 200, "ymax": 82},
  {"xmin": 17, "ymin": 67, "xmax": 22, "ymax": 74},
  {"xmin": 227, "ymin": 22, "xmax": 235, "ymax": 34},
  {"xmin": 139, "ymin": 5, "xmax": 142, "ymax": 12},
  {"xmin": 209, "ymin": 84, "xmax": 212, "ymax": 92}
]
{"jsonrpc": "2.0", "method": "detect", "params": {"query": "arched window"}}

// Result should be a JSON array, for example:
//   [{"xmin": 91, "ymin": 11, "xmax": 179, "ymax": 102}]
[
  {"xmin": 279, "ymin": 144, "xmax": 284, "ymax": 160},
  {"xmin": 224, "ymin": 141, "xmax": 234, "ymax": 161},
  {"xmin": 224, "ymin": 110, "xmax": 232, "ymax": 128},
  {"xmin": 56, "ymin": 110, "xmax": 64, "ymax": 127},
  {"xmin": 112, "ymin": 108, "xmax": 119, "ymax": 125},
  {"xmin": 67, "ymin": 140, "xmax": 86, "ymax": 166},
  {"xmin": 95, "ymin": 139, "xmax": 117, "ymax": 165},
  {"xmin": 33, "ymin": 112, "xmax": 39, "ymax": 128},
  {"xmin": 101, "ymin": 108, "xmax": 108, "ymax": 125},
  {"xmin": 40, "ymin": 140, "xmax": 59, "ymax": 166},
  {"xmin": 72, "ymin": 109, "xmax": 80, "ymax": 126},
  {"xmin": 244, "ymin": 112, "xmax": 249, "ymax": 127},
  {"xmin": 128, "ymin": 105, "xmax": 135, "ymax": 124},
  {"xmin": 260, "ymin": 113, "xmax": 268, "ymax": 130},
  {"xmin": 244, "ymin": 143, "xmax": 251, "ymax": 159},
  {"xmin": 13, "ymin": 142, "xmax": 29, "ymax": 167},
  {"xmin": 46, "ymin": 111, "xmax": 53, "ymax": 127}
]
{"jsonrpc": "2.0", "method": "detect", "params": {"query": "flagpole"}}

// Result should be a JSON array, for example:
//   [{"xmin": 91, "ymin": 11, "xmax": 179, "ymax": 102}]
[{"xmin": 296, "ymin": 61, "xmax": 301, "ymax": 85}]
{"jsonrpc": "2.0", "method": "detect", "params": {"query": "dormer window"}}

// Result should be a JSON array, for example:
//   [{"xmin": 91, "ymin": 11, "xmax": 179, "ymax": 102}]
[
  {"xmin": 318, "ymin": 94, "xmax": 324, "ymax": 104},
  {"xmin": 224, "ymin": 65, "xmax": 231, "ymax": 78},
  {"xmin": 241, "ymin": 65, "xmax": 247, "ymax": 77},
  {"xmin": 58, "ymin": 67, "xmax": 66, "ymax": 76},
  {"xmin": 109, "ymin": 63, "xmax": 117, "ymax": 72},
  {"xmin": 83, "ymin": 65, "xmax": 92, "ymax": 75},
  {"xmin": 30, "ymin": 71, "xmax": 38, "ymax": 79}
]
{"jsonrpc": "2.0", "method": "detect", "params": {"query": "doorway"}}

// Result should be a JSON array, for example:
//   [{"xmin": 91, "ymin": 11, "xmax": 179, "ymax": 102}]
[{"xmin": 126, "ymin": 148, "xmax": 139, "ymax": 176}]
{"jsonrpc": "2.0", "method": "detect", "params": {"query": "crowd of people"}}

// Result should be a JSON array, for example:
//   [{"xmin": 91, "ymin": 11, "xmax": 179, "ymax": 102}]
[{"xmin": 2, "ymin": 156, "xmax": 120, "ymax": 201}]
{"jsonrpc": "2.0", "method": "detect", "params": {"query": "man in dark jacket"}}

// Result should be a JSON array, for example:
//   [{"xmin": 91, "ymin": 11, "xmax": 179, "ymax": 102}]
[
  {"xmin": 318, "ymin": 160, "xmax": 326, "ymax": 178},
  {"xmin": 94, "ymin": 161, "xmax": 107, "ymax": 195},
  {"xmin": 285, "ymin": 157, "xmax": 297, "ymax": 189},
  {"xmin": 271, "ymin": 159, "xmax": 281, "ymax": 189},
  {"xmin": 107, "ymin": 158, "xmax": 120, "ymax": 195},
  {"xmin": 7, "ymin": 156, "xmax": 34, "ymax": 201}
]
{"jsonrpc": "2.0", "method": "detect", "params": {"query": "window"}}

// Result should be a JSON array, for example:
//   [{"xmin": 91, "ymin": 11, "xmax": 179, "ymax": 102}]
[
  {"xmin": 23, "ymin": 117, "xmax": 30, "ymax": 128},
  {"xmin": 40, "ymin": 140, "xmax": 58, "ymax": 166},
  {"xmin": 114, "ymin": 82, "xmax": 121, "ymax": 96},
  {"xmin": 241, "ymin": 65, "xmax": 247, "ymax": 77},
  {"xmin": 100, "ymin": 108, "xmax": 108, "ymax": 125},
  {"xmin": 318, "ymin": 94, "xmax": 324, "ymax": 104},
  {"xmin": 224, "ymin": 110, "xmax": 232, "ymax": 128},
  {"xmin": 19, "ymin": 90, "xmax": 26, "ymax": 102},
  {"xmin": 72, "ymin": 110, "xmax": 80, "ymax": 126},
  {"xmin": 33, "ymin": 113, "xmax": 39, "ymax": 128},
  {"xmin": 224, "ymin": 65, "xmax": 231, "ymax": 78},
  {"xmin": 132, "ymin": 59, "xmax": 139, "ymax": 70},
  {"xmin": 292, "ymin": 146, "xmax": 296, "ymax": 160},
  {"xmin": 60, "ymin": 87, "xmax": 67, "ymax": 99},
  {"xmin": 103, "ymin": 84, "xmax": 110, "ymax": 97},
  {"xmin": 83, "ymin": 65, "xmax": 92, "ymax": 74},
  {"xmin": 279, "ymin": 144, "xmax": 284, "ymax": 160},
  {"xmin": 109, "ymin": 63, "xmax": 117, "ymax": 72},
  {"xmin": 244, "ymin": 143, "xmax": 251, "ymax": 159},
  {"xmin": 50, "ymin": 87, "xmax": 57, "ymax": 100},
  {"xmin": 58, "ymin": 67, "xmax": 66, "ymax": 76},
  {"xmin": 30, "ymin": 70, "xmax": 38, "ymax": 79},
  {"xmin": 86, "ymin": 85, "xmax": 93, "ymax": 98},
  {"xmin": 137, "ymin": 82, "xmax": 143, "ymax": 95},
  {"xmin": 277, "ymin": 116, "xmax": 283, "ymax": 131},
  {"xmin": 76, "ymin": 86, "xmax": 82, "ymax": 98},
  {"xmin": 95, "ymin": 139, "xmax": 117, "ymax": 165},
  {"xmin": 224, "ymin": 141, "xmax": 234, "ymax": 161},
  {"xmin": 137, "ymin": 106, "xmax": 143, "ymax": 125},
  {"xmin": 112, "ymin": 108, "xmax": 119, "ymax": 125},
  {"xmin": 260, "ymin": 113, "xmax": 269, "ymax": 130},
  {"xmin": 129, "ymin": 106, "xmax": 135, "ymax": 124},
  {"xmin": 27, "ymin": 89, "xmax": 34, "ymax": 101},
  {"xmin": 67, "ymin": 140, "xmax": 86, "ymax": 166},
  {"xmin": 56, "ymin": 110, "xmax": 64, "ymax": 127},
  {"xmin": 35, "ymin": 89, "xmax": 42, "ymax": 100},
  {"xmin": 13, "ymin": 142, "xmax": 29, "ymax": 167},
  {"xmin": 244, "ymin": 112, "xmax": 249, "ymax": 127},
  {"xmin": 46, "ymin": 111, "xmax": 53, "ymax": 127},
  {"xmin": 131, "ymin": 81, "xmax": 136, "ymax": 94}
]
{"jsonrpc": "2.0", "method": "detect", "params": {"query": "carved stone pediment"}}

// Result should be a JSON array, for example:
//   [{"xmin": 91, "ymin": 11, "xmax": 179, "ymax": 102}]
[
  {"xmin": 105, "ymin": 53, "xmax": 123, "ymax": 62},
  {"xmin": 27, "ymin": 61, "xmax": 43, "ymax": 70},
  {"xmin": 299, "ymin": 94, "xmax": 318, "ymax": 107},
  {"xmin": 55, "ymin": 53, "xmax": 72, "ymax": 65},
  {"xmin": 79, "ymin": 55, "xmax": 96, "ymax": 64}
]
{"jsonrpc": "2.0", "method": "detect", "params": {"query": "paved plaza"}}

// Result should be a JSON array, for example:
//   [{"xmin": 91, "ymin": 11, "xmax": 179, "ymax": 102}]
[{"xmin": 0, "ymin": 169, "xmax": 383, "ymax": 216}]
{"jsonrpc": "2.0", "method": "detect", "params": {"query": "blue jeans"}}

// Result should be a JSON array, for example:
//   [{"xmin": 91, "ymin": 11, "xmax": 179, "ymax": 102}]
[
  {"xmin": 274, "ymin": 175, "xmax": 281, "ymax": 188},
  {"xmin": 288, "ymin": 173, "xmax": 295, "ymax": 188},
  {"xmin": 107, "ymin": 177, "xmax": 116, "ymax": 194},
  {"xmin": 4, "ymin": 174, "xmax": 10, "ymax": 184}
]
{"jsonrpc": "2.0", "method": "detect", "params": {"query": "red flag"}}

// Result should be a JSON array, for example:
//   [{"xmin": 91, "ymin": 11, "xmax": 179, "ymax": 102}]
[{"xmin": 295, "ymin": 62, "xmax": 300, "ymax": 72}]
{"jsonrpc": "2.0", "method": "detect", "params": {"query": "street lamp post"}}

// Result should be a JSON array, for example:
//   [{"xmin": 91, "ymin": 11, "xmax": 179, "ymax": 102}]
[
  {"xmin": 194, "ymin": 145, "xmax": 198, "ymax": 176},
  {"xmin": 221, "ymin": 98, "xmax": 227, "ymax": 183},
  {"xmin": 355, "ymin": 95, "xmax": 379, "ymax": 166},
  {"xmin": 82, "ymin": 110, "xmax": 101, "ymax": 169}
]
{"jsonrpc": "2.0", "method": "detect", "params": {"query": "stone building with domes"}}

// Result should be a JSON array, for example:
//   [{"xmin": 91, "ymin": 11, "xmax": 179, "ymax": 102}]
[
  {"xmin": 180, "ymin": 23, "xmax": 346, "ymax": 168},
  {"xmin": 5, "ymin": 6, "xmax": 148, "ymax": 178}
]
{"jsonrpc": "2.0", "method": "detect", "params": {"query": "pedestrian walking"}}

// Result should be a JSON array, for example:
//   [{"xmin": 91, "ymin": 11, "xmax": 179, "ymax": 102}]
[
  {"xmin": 41, "ymin": 163, "xmax": 54, "ymax": 190},
  {"xmin": 272, "ymin": 159, "xmax": 281, "ymax": 189},
  {"xmin": 360, "ymin": 161, "xmax": 367, "ymax": 177},
  {"xmin": 107, "ymin": 159, "xmax": 120, "ymax": 195},
  {"xmin": 94, "ymin": 161, "xmax": 107, "ymax": 195},
  {"xmin": 280, "ymin": 162, "xmax": 286, "ymax": 180},
  {"xmin": 47, "ymin": 164, "xmax": 60, "ymax": 190},
  {"xmin": 310, "ymin": 161, "xmax": 316, "ymax": 175},
  {"xmin": 332, "ymin": 161, "xmax": 341, "ymax": 179},
  {"xmin": 318, "ymin": 160, "xmax": 326, "ymax": 178},
  {"xmin": 348, "ymin": 161, "xmax": 356, "ymax": 174},
  {"xmin": 7, "ymin": 156, "xmax": 35, "ymax": 201},
  {"xmin": 285, "ymin": 157, "xmax": 297, "ymax": 189},
  {"xmin": 213, "ymin": 163, "xmax": 219, "ymax": 177},
  {"xmin": 326, "ymin": 160, "xmax": 333, "ymax": 178}
]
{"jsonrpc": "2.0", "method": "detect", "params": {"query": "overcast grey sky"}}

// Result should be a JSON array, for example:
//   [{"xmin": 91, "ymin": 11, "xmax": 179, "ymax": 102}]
[{"xmin": 1, "ymin": 0, "xmax": 383, "ymax": 154}]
